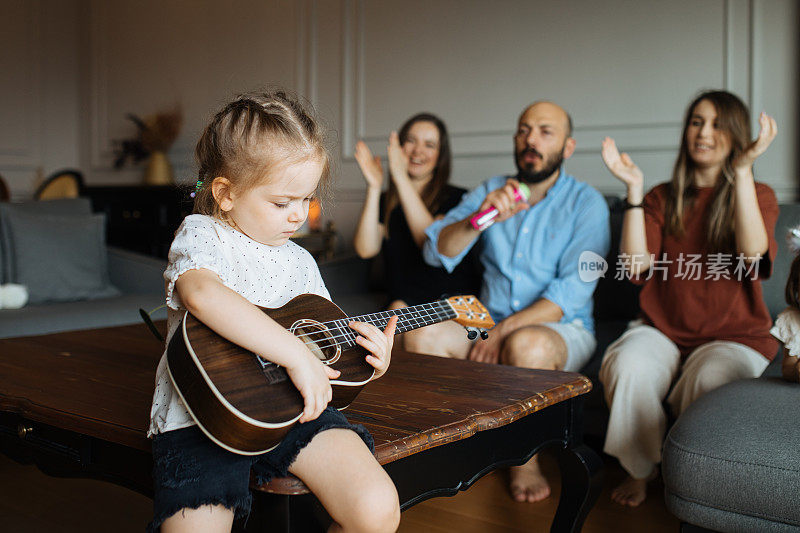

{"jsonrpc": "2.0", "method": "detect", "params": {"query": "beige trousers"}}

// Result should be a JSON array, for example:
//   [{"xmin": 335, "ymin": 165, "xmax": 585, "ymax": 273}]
[{"xmin": 599, "ymin": 321, "xmax": 769, "ymax": 479}]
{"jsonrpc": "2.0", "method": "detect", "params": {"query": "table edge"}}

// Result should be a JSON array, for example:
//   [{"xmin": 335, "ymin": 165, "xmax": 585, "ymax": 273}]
[{"xmin": 373, "ymin": 374, "xmax": 592, "ymax": 464}]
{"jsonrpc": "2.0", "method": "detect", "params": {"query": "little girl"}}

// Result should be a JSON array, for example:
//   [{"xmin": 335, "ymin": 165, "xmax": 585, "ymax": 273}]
[
  {"xmin": 147, "ymin": 91, "xmax": 400, "ymax": 533},
  {"xmin": 771, "ymin": 227, "xmax": 800, "ymax": 382}
]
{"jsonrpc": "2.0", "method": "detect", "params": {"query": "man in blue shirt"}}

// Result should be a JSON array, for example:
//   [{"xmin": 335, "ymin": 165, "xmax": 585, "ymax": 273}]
[{"xmin": 408, "ymin": 101, "xmax": 610, "ymax": 503}]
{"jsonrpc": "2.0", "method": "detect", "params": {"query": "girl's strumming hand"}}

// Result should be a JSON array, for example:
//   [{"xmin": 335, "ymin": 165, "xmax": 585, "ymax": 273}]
[
  {"xmin": 285, "ymin": 351, "xmax": 341, "ymax": 423},
  {"xmin": 350, "ymin": 315, "xmax": 398, "ymax": 379}
]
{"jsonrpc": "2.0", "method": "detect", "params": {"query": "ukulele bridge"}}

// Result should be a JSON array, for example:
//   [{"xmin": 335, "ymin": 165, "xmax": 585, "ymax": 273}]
[
  {"xmin": 256, "ymin": 359, "xmax": 289, "ymax": 384},
  {"xmin": 290, "ymin": 319, "xmax": 341, "ymax": 366}
]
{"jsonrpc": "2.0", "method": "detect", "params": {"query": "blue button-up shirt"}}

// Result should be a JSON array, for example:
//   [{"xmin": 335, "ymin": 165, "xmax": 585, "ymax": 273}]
[{"xmin": 423, "ymin": 171, "xmax": 610, "ymax": 334}]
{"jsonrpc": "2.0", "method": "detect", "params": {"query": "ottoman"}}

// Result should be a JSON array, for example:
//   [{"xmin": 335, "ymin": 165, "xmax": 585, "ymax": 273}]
[{"xmin": 662, "ymin": 378, "xmax": 800, "ymax": 532}]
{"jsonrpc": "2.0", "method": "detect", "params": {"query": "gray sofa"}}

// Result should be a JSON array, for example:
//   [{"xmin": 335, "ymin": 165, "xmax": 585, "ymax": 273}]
[
  {"xmin": 0, "ymin": 198, "xmax": 167, "ymax": 339},
  {"xmin": 0, "ymin": 246, "xmax": 166, "ymax": 338},
  {"xmin": 662, "ymin": 379, "xmax": 800, "ymax": 532}
]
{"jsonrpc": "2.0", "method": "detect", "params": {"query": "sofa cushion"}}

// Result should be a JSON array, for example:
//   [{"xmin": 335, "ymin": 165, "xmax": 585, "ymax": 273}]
[
  {"xmin": 0, "ymin": 292, "xmax": 167, "ymax": 339},
  {"xmin": 4, "ymin": 209, "xmax": 120, "ymax": 304},
  {"xmin": 0, "ymin": 197, "xmax": 92, "ymax": 283},
  {"xmin": 662, "ymin": 378, "xmax": 800, "ymax": 532}
]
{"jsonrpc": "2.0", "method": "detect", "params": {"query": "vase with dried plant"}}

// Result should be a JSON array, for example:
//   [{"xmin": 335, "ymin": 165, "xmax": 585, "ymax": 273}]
[{"xmin": 113, "ymin": 108, "xmax": 183, "ymax": 185}]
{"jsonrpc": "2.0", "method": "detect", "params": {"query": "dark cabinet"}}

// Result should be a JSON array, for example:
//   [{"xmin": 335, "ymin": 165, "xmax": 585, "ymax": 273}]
[{"xmin": 84, "ymin": 185, "xmax": 193, "ymax": 258}]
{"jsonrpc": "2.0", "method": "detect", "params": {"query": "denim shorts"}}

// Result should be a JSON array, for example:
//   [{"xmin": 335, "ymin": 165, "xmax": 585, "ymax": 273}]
[{"xmin": 148, "ymin": 407, "xmax": 373, "ymax": 532}]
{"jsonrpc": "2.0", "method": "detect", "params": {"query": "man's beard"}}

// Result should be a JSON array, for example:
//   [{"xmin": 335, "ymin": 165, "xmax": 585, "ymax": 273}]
[{"xmin": 514, "ymin": 147, "xmax": 564, "ymax": 184}]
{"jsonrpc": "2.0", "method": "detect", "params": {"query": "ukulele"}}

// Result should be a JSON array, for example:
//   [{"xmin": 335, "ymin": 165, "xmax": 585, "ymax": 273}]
[{"xmin": 167, "ymin": 293, "xmax": 494, "ymax": 455}]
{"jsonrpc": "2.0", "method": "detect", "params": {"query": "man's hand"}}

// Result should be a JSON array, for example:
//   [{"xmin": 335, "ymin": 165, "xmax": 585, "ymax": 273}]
[
  {"xmin": 474, "ymin": 178, "xmax": 529, "ymax": 225},
  {"xmin": 468, "ymin": 324, "xmax": 505, "ymax": 364}
]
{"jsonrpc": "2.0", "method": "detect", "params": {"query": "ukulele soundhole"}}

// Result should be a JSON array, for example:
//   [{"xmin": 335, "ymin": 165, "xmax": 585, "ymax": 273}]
[{"xmin": 290, "ymin": 319, "xmax": 341, "ymax": 365}]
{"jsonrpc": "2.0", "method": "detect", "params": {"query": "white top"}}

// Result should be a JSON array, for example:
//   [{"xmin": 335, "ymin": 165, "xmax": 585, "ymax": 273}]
[
  {"xmin": 147, "ymin": 214, "xmax": 330, "ymax": 437},
  {"xmin": 771, "ymin": 307, "xmax": 800, "ymax": 358}
]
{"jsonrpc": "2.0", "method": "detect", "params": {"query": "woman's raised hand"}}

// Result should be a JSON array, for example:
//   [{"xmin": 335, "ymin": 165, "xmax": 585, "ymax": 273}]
[
  {"xmin": 387, "ymin": 131, "xmax": 409, "ymax": 181},
  {"xmin": 734, "ymin": 111, "xmax": 778, "ymax": 173},
  {"xmin": 602, "ymin": 137, "xmax": 644, "ymax": 191},
  {"xmin": 355, "ymin": 140, "xmax": 384, "ymax": 189}
]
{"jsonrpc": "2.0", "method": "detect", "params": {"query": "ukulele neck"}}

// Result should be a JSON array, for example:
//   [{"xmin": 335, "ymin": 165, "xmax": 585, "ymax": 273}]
[{"xmin": 323, "ymin": 300, "xmax": 456, "ymax": 348}]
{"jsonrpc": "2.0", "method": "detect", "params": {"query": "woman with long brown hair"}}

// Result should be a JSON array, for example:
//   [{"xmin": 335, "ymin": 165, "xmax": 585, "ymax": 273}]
[
  {"xmin": 599, "ymin": 90, "xmax": 779, "ymax": 506},
  {"xmin": 353, "ymin": 113, "xmax": 480, "ymax": 311}
]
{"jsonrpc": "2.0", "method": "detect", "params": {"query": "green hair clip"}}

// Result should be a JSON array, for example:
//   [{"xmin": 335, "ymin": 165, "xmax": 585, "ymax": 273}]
[{"xmin": 190, "ymin": 178, "xmax": 204, "ymax": 198}]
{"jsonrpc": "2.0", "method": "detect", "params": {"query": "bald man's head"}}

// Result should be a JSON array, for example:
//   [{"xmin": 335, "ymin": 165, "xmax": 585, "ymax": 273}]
[
  {"xmin": 519, "ymin": 101, "xmax": 573, "ymax": 137},
  {"xmin": 513, "ymin": 101, "xmax": 576, "ymax": 184}
]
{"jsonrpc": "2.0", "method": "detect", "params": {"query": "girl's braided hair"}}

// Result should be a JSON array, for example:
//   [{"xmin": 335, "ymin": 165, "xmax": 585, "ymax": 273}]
[{"xmin": 193, "ymin": 90, "xmax": 331, "ymax": 218}]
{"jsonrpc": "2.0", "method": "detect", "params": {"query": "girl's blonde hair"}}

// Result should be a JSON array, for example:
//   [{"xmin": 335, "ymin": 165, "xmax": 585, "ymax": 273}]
[
  {"xmin": 193, "ymin": 90, "xmax": 331, "ymax": 218},
  {"xmin": 664, "ymin": 90, "xmax": 751, "ymax": 254}
]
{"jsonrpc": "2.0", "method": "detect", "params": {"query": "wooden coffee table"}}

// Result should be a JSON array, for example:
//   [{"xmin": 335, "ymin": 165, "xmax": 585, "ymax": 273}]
[{"xmin": 0, "ymin": 323, "xmax": 601, "ymax": 532}]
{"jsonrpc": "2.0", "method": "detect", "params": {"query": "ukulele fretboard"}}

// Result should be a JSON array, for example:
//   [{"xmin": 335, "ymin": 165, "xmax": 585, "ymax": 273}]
[{"xmin": 321, "ymin": 300, "xmax": 456, "ymax": 348}]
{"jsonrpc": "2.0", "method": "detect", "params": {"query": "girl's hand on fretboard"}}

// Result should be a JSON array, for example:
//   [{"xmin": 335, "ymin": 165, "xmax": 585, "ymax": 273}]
[{"xmin": 349, "ymin": 316, "xmax": 398, "ymax": 379}]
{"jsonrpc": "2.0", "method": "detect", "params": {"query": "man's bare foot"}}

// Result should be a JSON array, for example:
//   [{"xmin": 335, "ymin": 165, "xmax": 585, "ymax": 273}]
[
  {"xmin": 509, "ymin": 456, "xmax": 550, "ymax": 503},
  {"xmin": 610, "ymin": 468, "xmax": 657, "ymax": 507}
]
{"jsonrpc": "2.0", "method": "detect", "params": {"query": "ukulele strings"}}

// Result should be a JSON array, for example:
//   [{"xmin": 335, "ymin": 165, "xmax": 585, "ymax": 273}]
[
  {"xmin": 292, "ymin": 301, "xmax": 485, "ymax": 352},
  {"xmin": 297, "ymin": 306, "xmax": 454, "ymax": 349},
  {"xmin": 279, "ymin": 298, "xmax": 483, "ymax": 351},
  {"xmin": 294, "ymin": 301, "xmax": 460, "ymax": 351}
]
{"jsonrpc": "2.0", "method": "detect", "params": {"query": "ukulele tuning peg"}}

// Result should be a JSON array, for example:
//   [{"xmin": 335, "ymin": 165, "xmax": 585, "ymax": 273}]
[
  {"xmin": 480, "ymin": 329, "xmax": 489, "ymax": 340},
  {"xmin": 465, "ymin": 327, "xmax": 478, "ymax": 340}
]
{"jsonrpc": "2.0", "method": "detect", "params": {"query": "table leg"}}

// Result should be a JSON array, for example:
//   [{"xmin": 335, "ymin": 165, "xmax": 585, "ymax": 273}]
[{"xmin": 551, "ymin": 443, "xmax": 603, "ymax": 533}]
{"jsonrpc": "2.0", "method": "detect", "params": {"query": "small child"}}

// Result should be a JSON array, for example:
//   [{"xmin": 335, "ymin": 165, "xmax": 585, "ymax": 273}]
[
  {"xmin": 770, "ymin": 226, "xmax": 800, "ymax": 382},
  {"xmin": 147, "ymin": 91, "xmax": 400, "ymax": 532}
]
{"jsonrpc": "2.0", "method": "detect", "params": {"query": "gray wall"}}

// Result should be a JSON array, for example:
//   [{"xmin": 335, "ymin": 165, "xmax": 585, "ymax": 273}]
[{"xmin": 1, "ymin": 0, "xmax": 797, "ymax": 244}]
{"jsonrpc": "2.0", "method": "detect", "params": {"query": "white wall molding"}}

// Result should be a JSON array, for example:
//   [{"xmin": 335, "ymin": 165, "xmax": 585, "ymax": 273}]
[
  {"xmin": 340, "ymin": 0, "xmax": 361, "ymax": 160},
  {"xmin": 296, "ymin": 0, "xmax": 318, "ymax": 103},
  {"xmin": 3, "ymin": 0, "xmax": 790, "ymax": 203},
  {"xmin": 749, "ymin": 0, "xmax": 762, "ymax": 127},
  {"xmin": 88, "ymin": 0, "xmax": 111, "ymax": 170},
  {"xmin": 339, "ymin": 0, "xmax": 751, "ymax": 166}
]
